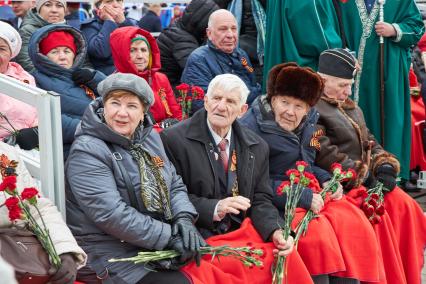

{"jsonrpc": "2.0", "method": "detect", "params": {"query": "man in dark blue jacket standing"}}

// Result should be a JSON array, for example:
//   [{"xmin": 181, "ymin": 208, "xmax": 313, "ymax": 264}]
[
  {"xmin": 181, "ymin": 9, "xmax": 261, "ymax": 106},
  {"xmin": 80, "ymin": 0, "xmax": 136, "ymax": 75},
  {"xmin": 138, "ymin": 3, "xmax": 162, "ymax": 33}
]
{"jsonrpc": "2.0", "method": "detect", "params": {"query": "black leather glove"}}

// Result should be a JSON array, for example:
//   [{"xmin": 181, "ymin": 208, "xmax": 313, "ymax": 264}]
[
  {"xmin": 167, "ymin": 234, "xmax": 197, "ymax": 266},
  {"xmin": 14, "ymin": 127, "xmax": 39, "ymax": 150},
  {"xmin": 146, "ymin": 256, "xmax": 186, "ymax": 271},
  {"xmin": 362, "ymin": 170, "xmax": 377, "ymax": 188},
  {"xmin": 375, "ymin": 164, "xmax": 397, "ymax": 192},
  {"xmin": 48, "ymin": 253, "xmax": 78, "ymax": 284},
  {"xmin": 172, "ymin": 213, "xmax": 206, "ymax": 252},
  {"xmin": 71, "ymin": 68, "xmax": 96, "ymax": 85},
  {"xmin": 160, "ymin": 118, "xmax": 179, "ymax": 128}
]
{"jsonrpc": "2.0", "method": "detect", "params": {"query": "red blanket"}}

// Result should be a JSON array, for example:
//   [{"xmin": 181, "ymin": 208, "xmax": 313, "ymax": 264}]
[
  {"xmin": 383, "ymin": 187, "xmax": 426, "ymax": 284},
  {"xmin": 291, "ymin": 208, "xmax": 346, "ymax": 276},
  {"xmin": 347, "ymin": 187, "xmax": 419, "ymax": 284},
  {"xmin": 182, "ymin": 218, "xmax": 313, "ymax": 284},
  {"xmin": 321, "ymin": 197, "xmax": 383, "ymax": 282},
  {"xmin": 410, "ymin": 95, "xmax": 426, "ymax": 170}
]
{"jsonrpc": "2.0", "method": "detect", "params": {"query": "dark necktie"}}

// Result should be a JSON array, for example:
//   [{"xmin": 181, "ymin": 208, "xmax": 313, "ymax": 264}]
[{"xmin": 218, "ymin": 139, "xmax": 228, "ymax": 172}]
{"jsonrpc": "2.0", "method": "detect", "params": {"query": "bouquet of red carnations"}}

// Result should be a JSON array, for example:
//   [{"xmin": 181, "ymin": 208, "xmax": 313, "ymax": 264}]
[
  {"xmin": 273, "ymin": 161, "xmax": 311, "ymax": 284},
  {"xmin": 0, "ymin": 154, "xmax": 61, "ymax": 269},
  {"xmin": 175, "ymin": 84, "xmax": 205, "ymax": 119}
]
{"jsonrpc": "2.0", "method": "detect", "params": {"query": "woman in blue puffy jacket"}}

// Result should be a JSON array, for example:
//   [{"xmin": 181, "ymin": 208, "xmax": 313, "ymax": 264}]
[{"xmin": 29, "ymin": 24, "xmax": 106, "ymax": 158}]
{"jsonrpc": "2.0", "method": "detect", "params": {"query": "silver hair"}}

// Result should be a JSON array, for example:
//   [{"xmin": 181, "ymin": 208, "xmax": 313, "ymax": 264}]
[{"xmin": 206, "ymin": 74, "xmax": 249, "ymax": 105}]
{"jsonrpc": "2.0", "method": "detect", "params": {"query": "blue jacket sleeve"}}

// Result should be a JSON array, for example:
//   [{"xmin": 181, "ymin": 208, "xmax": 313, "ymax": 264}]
[
  {"xmin": 181, "ymin": 53, "xmax": 214, "ymax": 92},
  {"xmin": 84, "ymin": 18, "xmax": 135, "ymax": 60},
  {"xmin": 86, "ymin": 70, "xmax": 106, "ymax": 96},
  {"xmin": 312, "ymin": 165, "xmax": 331, "ymax": 185},
  {"xmin": 61, "ymin": 114, "xmax": 80, "ymax": 144},
  {"xmin": 85, "ymin": 20, "xmax": 118, "ymax": 59}
]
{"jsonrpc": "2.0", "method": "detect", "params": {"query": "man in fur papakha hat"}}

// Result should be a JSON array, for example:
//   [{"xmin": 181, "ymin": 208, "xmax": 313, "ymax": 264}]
[
  {"xmin": 240, "ymin": 62, "xmax": 384, "ymax": 284},
  {"xmin": 314, "ymin": 48, "xmax": 426, "ymax": 284}
]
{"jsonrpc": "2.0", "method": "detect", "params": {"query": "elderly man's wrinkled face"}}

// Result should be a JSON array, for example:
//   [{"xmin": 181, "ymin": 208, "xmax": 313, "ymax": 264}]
[
  {"xmin": 271, "ymin": 95, "xmax": 309, "ymax": 132},
  {"xmin": 38, "ymin": 0, "xmax": 65, "ymax": 23},
  {"xmin": 104, "ymin": 93, "xmax": 145, "ymax": 138},
  {"xmin": 0, "ymin": 38, "xmax": 12, "ymax": 74},
  {"xmin": 323, "ymin": 76, "xmax": 353, "ymax": 101},
  {"xmin": 207, "ymin": 11, "xmax": 238, "ymax": 54},
  {"xmin": 204, "ymin": 87, "xmax": 247, "ymax": 136}
]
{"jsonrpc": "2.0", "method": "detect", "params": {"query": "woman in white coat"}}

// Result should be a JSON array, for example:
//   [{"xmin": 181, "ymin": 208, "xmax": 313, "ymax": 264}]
[{"xmin": 0, "ymin": 142, "xmax": 87, "ymax": 283}]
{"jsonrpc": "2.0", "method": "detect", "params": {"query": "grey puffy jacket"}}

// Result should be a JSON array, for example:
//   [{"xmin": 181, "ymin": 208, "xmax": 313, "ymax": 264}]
[{"xmin": 65, "ymin": 98, "xmax": 197, "ymax": 283}]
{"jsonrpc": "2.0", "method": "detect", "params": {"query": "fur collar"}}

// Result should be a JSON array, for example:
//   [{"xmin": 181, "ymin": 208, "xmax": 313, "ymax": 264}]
[{"xmin": 320, "ymin": 95, "xmax": 356, "ymax": 110}]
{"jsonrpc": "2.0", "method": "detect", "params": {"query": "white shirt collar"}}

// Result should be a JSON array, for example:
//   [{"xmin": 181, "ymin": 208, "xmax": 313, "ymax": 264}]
[{"xmin": 206, "ymin": 118, "xmax": 232, "ymax": 153}]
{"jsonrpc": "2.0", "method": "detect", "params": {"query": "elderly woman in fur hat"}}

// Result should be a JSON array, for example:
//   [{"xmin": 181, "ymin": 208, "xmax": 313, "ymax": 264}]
[{"xmin": 240, "ymin": 63, "xmax": 383, "ymax": 284}]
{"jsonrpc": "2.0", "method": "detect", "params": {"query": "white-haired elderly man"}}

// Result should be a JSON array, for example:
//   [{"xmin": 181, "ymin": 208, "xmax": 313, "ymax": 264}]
[
  {"xmin": 180, "ymin": 9, "xmax": 261, "ymax": 106},
  {"xmin": 161, "ymin": 73, "xmax": 294, "ymax": 258}
]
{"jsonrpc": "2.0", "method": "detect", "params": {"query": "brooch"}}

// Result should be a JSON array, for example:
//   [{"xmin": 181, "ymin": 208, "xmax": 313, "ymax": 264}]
[
  {"xmin": 152, "ymin": 156, "xmax": 164, "ymax": 167},
  {"xmin": 240, "ymin": 57, "xmax": 254, "ymax": 73},
  {"xmin": 310, "ymin": 129, "xmax": 325, "ymax": 151},
  {"xmin": 230, "ymin": 150, "xmax": 237, "ymax": 172},
  {"xmin": 0, "ymin": 154, "xmax": 18, "ymax": 177}
]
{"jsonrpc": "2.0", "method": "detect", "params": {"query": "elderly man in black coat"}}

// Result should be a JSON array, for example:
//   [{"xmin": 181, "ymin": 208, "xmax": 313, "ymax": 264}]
[{"xmin": 160, "ymin": 74, "xmax": 293, "ymax": 256}]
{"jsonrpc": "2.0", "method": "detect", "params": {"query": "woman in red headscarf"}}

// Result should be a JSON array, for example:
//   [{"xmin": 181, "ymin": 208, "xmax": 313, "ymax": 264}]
[{"xmin": 110, "ymin": 26, "xmax": 182, "ymax": 128}]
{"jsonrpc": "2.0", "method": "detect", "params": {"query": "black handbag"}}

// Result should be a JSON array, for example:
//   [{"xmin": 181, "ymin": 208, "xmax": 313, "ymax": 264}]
[{"xmin": 0, "ymin": 227, "xmax": 51, "ymax": 284}]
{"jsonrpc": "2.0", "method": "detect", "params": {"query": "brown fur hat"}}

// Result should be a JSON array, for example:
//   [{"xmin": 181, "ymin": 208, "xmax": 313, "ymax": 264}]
[{"xmin": 267, "ymin": 62, "xmax": 324, "ymax": 106}]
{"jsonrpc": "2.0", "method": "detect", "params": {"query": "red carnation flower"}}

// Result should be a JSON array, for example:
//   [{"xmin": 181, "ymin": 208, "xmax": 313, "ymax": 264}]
[
  {"xmin": 21, "ymin": 187, "xmax": 39, "ymax": 202},
  {"xmin": 376, "ymin": 204, "xmax": 385, "ymax": 216},
  {"xmin": 368, "ymin": 198, "xmax": 377, "ymax": 207},
  {"xmin": 4, "ymin": 196, "xmax": 19, "ymax": 210},
  {"xmin": 366, "ymin": 205, "xmax": 375, "ymax": 216},
  {"xmin": 360, "ymin": 190, "xmax": 369, "ymax": 198},
  {"xmin": 346, "ymin": 168, "xmax": 357, "ymax": 180},
  {"xmin": 277, "ymin": 181, "xmax": 290, "ymax": 195},
  {"xmin": 175, "ymin": 83, "xmax": 190, "ymax": 92},
  {"xmin": 371, "ymin": 215, "xmax": 381, "ymax": 225},
  {"xmin": 370, "ymin": 193, "xmax": 379, "ymax": 200},
  {"xmin": 0, "ymin": 175, "xmax": 17, "ymax": 192},
  {"xmin": 330, "ymin": 163, "xmax": 342, "ymax": 175},
  {"xmin": 8, "ymin": 206, "xmax": 22, "ymax": 221},
  {"xmin": 191, "ymin": 86, "xmax": 205, "ymax": 100},
  {"xmin": 304, "ymin": 171, "xmax": 315, "ymax": 180},
  {"xmin": 295, "ymin": 161, "xmax": 308, "ymax": 172},
  {"xmin": 330, "ymin": 163, "xmax": 342, "ymax": 171},
  {"xmin": 286, "ymin": 169, "xmax": 299, "ymax": 178}
]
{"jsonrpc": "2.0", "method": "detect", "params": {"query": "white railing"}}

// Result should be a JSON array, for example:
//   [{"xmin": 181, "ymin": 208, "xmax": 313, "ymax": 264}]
[{"xmin": 0, "ymin": 73, "xmax": 65, "ymax": 217}]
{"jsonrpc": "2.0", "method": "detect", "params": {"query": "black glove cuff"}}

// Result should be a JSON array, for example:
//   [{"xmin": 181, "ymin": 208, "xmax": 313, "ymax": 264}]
[
  {"xmin": 376, "ymin": 163, "xmax": 397, "ymax": 177},
  {"xmin": 173, "ymin": 212, "xmax": 195, "ymax": 222}
]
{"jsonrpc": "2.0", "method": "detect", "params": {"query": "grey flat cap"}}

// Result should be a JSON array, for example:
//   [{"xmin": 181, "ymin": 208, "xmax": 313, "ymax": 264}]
[{"xmin": 98, "ymin": 73, "xmax": 154, "ymax": 109}]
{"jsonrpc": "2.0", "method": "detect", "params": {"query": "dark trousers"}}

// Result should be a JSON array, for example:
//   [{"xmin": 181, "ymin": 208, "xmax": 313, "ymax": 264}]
[{"xmin": 138, "ymin": 270, "xmax": 190, "ymax": 284}]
